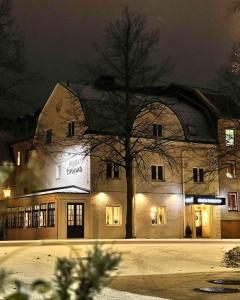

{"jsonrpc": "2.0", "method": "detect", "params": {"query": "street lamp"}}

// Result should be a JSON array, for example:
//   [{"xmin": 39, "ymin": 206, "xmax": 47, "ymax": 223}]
[{"xmin": 3, "ymin": 186, "xmax": 11, "ymax": 199}]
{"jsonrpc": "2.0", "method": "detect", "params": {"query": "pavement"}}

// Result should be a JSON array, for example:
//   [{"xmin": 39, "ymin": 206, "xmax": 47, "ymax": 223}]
[{"xmin": 0, "ymin": 239, "xmax": 240, "ymax": 299}]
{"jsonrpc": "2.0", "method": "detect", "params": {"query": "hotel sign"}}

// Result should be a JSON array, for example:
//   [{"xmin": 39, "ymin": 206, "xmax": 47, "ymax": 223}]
[
  {"xmin": 66, "ymin": 158, "xmax": 83, "ymax": 175},
  {"xmin": 185, "ymin": 195, "xmax": 225, "ymax": 205}
]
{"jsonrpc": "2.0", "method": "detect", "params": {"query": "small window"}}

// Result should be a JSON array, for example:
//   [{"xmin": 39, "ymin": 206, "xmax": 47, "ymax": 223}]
[
  {"xmin": 48, "ymin": 203, "xmax": 55, "ymax": 227},
  {"xmin": 151, "ymin": 165, "xmax": 164, "ymax": 181},
  {"xmin": 106, "ymin": 206, "xmax": 121, "ymax": 225},
  {"xmin": 67, "ymin": 121, "xmax": 75, "ymax": 137},
  {"xmin": 225, "ymin": 129, "xmax": 235, "ymax": 146},
  {"xmin": 39, "ymin": 204, "xmax": 47, "ymax": 227},
  {"xmin": 32, "ymin": 204, "xmax": 39, "ymax": 227},
  {"xmin": 46, "ymin": 129, "xmax": 52, "ymax": 143},
  {"xmin": 18, "ymin": 207, "xmax": 24, "ymax": 228},
  {"xmin": 24, "ymin": 206, "xmax": 31, "ymax": 228},
  {"xmin": 17, "ymin": 151, "xmax": 21, "ymax": 166},
  {"xmin": 193, "ymin": 168, "xmax": 204, "ymax": 182},
  {"xmin": 106, "ymin": 162, "xmax": 120, "ymax": 179},
  {"xmin": 56, "ymin": 165, "xmax": 61, "ymax": 180},
  {"xmin": 151, "ymin": 207, "xmax": 166, "ymax": 225},
  {"xmin": 226, "ymin": 161, "xmax": 236, "ymax": 179},
  {"xmin": 153, "ymin": 124, "xmax": 163, "ymax": 137},
  {"xmin": 228, "ymin": 192, "xmax": 238, "ymax": 211}
]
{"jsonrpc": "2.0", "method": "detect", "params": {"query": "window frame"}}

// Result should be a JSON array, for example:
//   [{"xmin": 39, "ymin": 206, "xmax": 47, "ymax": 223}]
[
  {"xmin": 226, "ymin": 160, "xmax": 237, "ymax": 179},
  {"xmin": 228, "ymin": 192, "xmax": 239, "ymax": 212},
  {"xmin": 47, "ymin": 203, "xmax": 55, "ymax": 227},
  {"xmin": 193, "ymin": 167, "xmax": 204, "ymax": 183},
  {"xmin": 46, "ymin": 128, "xmax": 52, "ymax": 144},
  {"xmin": 32, "ymin": 204, "xmax": 40, "ymax": 227},
  {"xmin": 152, "ymin": 124, "xmax": 163, "ymax": 137},
  {"xmin": 106, "ymin": 206, "xmax": 122, "ymax": 226},
  {"xmin": 225, "ymin": 128, "xmax": 235, "ymax": 147},
  {"xmin": 150, "ymin": 206, "xmax": 166, "ymax": 225},
  {"xmin": 67, "ymin": 121, "xmax": 75, "ymax": 137},
  {"xmin": 151, "ymin": 165, "xmax": 164, "ymax": 181},
  {"xmin": 39, "ymin": 204, "xmax": 47, "ymax": 227},
  {"xmin": 106, "ymin": 162, "xmax": 120, "ymax": 179}
]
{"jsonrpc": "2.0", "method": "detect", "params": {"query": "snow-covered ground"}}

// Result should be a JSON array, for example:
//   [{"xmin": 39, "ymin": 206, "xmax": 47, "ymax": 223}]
[{"xmin": 0, "ymin": 239, "xmax": 239, "ymax": 299}]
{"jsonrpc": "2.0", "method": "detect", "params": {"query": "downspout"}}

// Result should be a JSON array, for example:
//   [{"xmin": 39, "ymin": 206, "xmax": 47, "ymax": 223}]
[{"xmin": 181, "ymin": 149, "xmax": 186, "ymax": 238}]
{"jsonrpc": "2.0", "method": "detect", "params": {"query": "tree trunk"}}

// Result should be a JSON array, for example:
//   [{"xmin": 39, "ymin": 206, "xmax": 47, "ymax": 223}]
[{"xmin": 125, "ymin": 145, "xmax": 134, "ymax": 239}]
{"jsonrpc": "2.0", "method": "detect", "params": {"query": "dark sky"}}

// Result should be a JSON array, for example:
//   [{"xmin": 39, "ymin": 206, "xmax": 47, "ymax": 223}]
[{"xmin": 12, "ymin": 0, "xmax": 238, "ymax": 114}]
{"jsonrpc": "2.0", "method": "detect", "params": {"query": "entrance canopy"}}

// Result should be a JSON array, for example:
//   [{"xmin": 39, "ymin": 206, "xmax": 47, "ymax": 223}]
[{"xmin": 185, "ymin": 195, "xmax": 225, "ymax": 205}]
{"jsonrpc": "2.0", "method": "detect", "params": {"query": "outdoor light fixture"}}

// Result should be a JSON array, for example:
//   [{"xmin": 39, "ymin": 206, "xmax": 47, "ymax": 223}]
[{"xmin": 3, "ymin": 186, "xmax": 11, "ymax": 198}]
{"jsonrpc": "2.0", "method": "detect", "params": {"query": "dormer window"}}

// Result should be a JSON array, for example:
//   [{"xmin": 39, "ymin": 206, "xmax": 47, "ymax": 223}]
[
  {"xmin": 46, "ymin": 129, "xmax": 52, "ymax": 143},
  {"xmin": 153, "ymin": 124, "xmax": 163, "ymax": 137},
  {"xmin": 67, "ymin": 121, "xmax": 75, "ymax": 137}
]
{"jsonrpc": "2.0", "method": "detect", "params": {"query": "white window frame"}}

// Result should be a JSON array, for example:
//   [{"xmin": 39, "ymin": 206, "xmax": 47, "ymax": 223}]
[
  {"xmin": 225, "ymin": 128, "xmax": 235, "ymax": 147},
  {"xmin": 226, "ymin": 161, "xmax": 237, "ymax": 179},
  {"xmin": 106, "ymin": 206, "xmax": 122, "ymax": 226},
  {"xmin": 228, "ymin": 192, "xmax": 239, "ymax": 211},
  {"xmin": 150, "ymin": 206, "xmax": 166, "ymax": 225},
  {"xmin": 151, "ymin": 165, "xmax": 164, "ymax": 181}
]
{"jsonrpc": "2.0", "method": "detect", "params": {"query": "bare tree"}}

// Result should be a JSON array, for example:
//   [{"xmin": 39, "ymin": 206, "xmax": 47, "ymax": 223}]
[{"xmin": 0, "ymin": 0, "xmax": 38, "ymax": 116}]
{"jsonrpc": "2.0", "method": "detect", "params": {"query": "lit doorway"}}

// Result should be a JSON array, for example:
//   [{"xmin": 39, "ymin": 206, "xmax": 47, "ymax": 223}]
[
  {"xmin": 194, "ymin": 206, "xmax": 210, "ymax": 238},
  {"xmin": 67, "ymin": 203, "xmax": 84, "ymax": 238}
]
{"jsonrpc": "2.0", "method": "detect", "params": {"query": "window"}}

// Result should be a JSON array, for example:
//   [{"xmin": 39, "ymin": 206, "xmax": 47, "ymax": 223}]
[
  {"xmin": 106, "ymin": 206, "xmax": 121, "ymax": 225},
  {"xmin": 32, "ymin": 204, "xmax": 39, "ymax": 227},
  {"xmin": 46, "ymin": 129, "xmax": 52, "ymax": 143},
  {"xmin": 11, "ymin": 207, "xmax": 17, "ymax": 228},
  {"xmin": 106, "ymin": 162, "xmax": 120, "ymax": 178},
  {"xmin": 225, "ymin": 129, "xmax": 235, "ymax": 146},
  {"xmin": 67, "ymin": 121, "xmax": 75, "ymax": 137},
  {"xmin": 17, "ymin": 151, "xmax": 21, "ymax": 166},
  {"xmin": 228, "ymin": 192, "xmax": 239, "ymax": 211},
  {"xmin": 150, "ymin": 206, "xmax": 166, "ymax": 225},
  {"xmin": 193, "ymin": 168, "xmax": 204, "ymax": 182},
  {"xmin": 151, "ymin": 165, "xmax": 164, "ymax": 181},
  {"xmin": 18, "ymin": 207, "xmax": 24, "ymax": 228},
  {"xmin": 153, "ymin": 124, "xmax": 163, "ymax": 137},
  {"xmin": 226, "ymin": 161, "xmax": 236, "ymax": 179},
  {"xmin": 56, "ymin": 165, "xmax": 61, "ymax": 180},
  {"xmin": 39, "ymin": 204, "xmax": 47, "ymax": 227},
  {"xmin": 24, "ymin": 206, "xmax": 31, "ymax": 228},
  {"xmin": 47, "ymin": 203, "xmax": 55, "ymax": 227}
]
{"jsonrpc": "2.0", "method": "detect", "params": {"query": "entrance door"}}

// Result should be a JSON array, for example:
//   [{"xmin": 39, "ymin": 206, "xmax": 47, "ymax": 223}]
[
  {"xmin": 194, "ymin": 206, "xmax": 210, "ymax": 238},
  {"xmin": 195, "ymin": 209, "xmax": 202, "ymax": 237},
  {"xmin": 67, "ymin": 203, "xmax": 84, "ymax": 238}
]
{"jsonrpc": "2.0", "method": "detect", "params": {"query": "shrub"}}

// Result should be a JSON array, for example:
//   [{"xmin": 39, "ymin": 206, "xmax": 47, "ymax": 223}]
[
  {"xmin": 223, "ymin": 246, "xmax": 240, "ymax": 268},
  {"xmin": 185, "ymin": 224, "xmax": 192, "ymax": 238},
  {"xmin": 0, "ymin": 243, "xmax": 121, "ymax": 299}
]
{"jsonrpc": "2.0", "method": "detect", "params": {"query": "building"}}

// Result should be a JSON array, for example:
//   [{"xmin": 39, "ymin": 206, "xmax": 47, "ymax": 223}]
[{"xmin": 3, "ymin": 82, "xmax": 240, "ymax": 239}]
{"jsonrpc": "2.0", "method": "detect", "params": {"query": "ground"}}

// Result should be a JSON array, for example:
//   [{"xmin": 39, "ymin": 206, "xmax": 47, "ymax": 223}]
[{"xmin": 0, "ymin": 239, "xmax": 240, "ymax": 299}]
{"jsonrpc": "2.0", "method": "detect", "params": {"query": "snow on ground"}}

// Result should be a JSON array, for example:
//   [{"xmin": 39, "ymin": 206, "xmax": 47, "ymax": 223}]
[{"xmin": 0, "ymin": 240, "xmax": 239, "ymax": 299}]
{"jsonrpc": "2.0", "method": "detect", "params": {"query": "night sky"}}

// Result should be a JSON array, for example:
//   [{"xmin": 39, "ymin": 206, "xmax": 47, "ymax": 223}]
[{"xmin": 12, "ymin": 0, "xmax": 239, "ymax": 114}]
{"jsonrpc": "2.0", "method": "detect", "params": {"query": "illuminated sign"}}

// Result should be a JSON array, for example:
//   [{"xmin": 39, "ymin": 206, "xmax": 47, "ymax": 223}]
[
  {"xmin": 66, "ymin": 158, "xmax": 83, "ymax": 176},
  {"xmin": 185, "ymin": 195, "xmax": 225, "ymax": 205}
]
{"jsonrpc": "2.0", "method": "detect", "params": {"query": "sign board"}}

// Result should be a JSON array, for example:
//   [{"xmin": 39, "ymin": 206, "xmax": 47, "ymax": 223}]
[{"xmin": 185, "ymin": 195, "xmax": 225, "ymax": 205}]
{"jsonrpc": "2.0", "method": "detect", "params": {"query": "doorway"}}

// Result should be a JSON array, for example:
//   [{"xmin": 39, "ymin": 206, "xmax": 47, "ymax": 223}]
[
  {"xmin": 67, "ymin": 203, "xmax": 84, "ymax": 238},
  {"xmin": 194, "ymin": 206, "xmax": 210, "ymax": 238}
]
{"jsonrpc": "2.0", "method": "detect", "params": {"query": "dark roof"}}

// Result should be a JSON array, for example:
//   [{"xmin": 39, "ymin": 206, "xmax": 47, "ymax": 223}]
[{"xmin": 64, "ymin": 83, "xmax": 219, "ymax": 144}]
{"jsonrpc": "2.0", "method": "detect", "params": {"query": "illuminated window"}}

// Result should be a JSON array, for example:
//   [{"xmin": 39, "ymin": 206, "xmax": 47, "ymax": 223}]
[
  {"xmin": 39, "ymin": 204, "xmax": 47, "ymax": 227},
  {"xmin": 106, "ymin": 162, "xmax": 120, "ymax": 178},
  {"xmin": 18, "ymin": 207, "xmax": 24, "ymax": 228},
  {"xmin": 56, "ymin": 165, "xmax": 61, "ymax": 180},
  {"xmin": 17, "ymin": 151, "xmax": 21, "ymax": 166},
  {"xmin": 150, "ymin": 206, "xmax": 166, "ymax": 225},
  {"xmin": 193, "ymin": 168, "xmax": 204, "ymax": 182},
  {"xmin": 46, "ymin": 129, "xmax": 52, "ymax": 143},
  {"xmin": 228, "ymin": 192, "xmax": 238, "ymax": 211},
  {"xmin": 48, "ymin": 203, "xmax": 55, "ymax": 227},
  {"xmin": 32, "ymin": 204, "xmax": 39, "ymax": 227},
  {"xmin": 225, "ymin": 129, "xmax": 235, "ymax": 146},
  {"xmin": 24, "ymin": 206, "xmax": 31, "ymax": 228},
  {"xmin": 151, "ymin": 165, "xmax": 164, "ymax": 181},
  {"xmin": 226, "ymin": 161, "xmax": 236, "ymax": 179},
  {"xmin": 67, "ymin": 121, "xmax": 75, "ymax": 137},
  {"xmin": 106, "ymin": 206, "xmax": 121, "ymax": 225}
]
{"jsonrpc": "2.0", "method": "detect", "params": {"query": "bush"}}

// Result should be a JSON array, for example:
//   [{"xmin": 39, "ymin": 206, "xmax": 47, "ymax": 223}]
[
  {"xmin": 185, "ymin": 224, "xmax": 192, "ymax": 238},
  {"xmin": 223, "ymin": 246, "xmax": 240, "ymax": 268},
  {"xmin": 0, "ymin": 243, "xmax": 121, "ymax": 299}
]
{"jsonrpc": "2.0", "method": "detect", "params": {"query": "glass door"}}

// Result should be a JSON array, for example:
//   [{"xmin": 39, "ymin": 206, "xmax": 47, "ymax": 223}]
[{"xmin": 67, "ymin": 203, "xmax": 84, "ymax": 238}]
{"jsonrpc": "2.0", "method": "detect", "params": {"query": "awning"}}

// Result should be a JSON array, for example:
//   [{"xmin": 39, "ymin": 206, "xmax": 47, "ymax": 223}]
[
  {"xmin": 13, "ymin": 185, "xmax": 90, "ymax": 198},
  {"xmin": 185, "ymin": 195, "xmax": 225, "ymax": 205}
]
